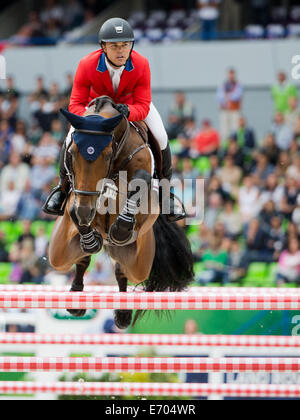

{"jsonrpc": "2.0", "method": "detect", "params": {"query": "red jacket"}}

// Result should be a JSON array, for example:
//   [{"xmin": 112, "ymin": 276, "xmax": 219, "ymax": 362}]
[{"xmin": 69, "ymin": 49, "xmax": 151, "ymax": 121}]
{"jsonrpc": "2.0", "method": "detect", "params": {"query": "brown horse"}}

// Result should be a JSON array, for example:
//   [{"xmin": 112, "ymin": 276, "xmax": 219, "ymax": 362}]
[{"xmin": 48, "ymin": 96, "xmax": 194, "ymax": 328}]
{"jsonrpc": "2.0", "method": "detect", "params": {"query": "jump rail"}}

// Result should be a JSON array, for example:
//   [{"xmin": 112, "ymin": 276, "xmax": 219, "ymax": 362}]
[
  {"xmin": 0, "ymin": 333, "xmax": 300, "ymax": 347},
  {"xmin": 0, "ymin": 357, "xmax": 299, "ymax": 372},
  {"xmin": 0, "ymin": 382, "xmax": 300, "ymax": 398},
  {"xmin": 0, "ymin": 291, "xmax": 300, "ymax": 310}
]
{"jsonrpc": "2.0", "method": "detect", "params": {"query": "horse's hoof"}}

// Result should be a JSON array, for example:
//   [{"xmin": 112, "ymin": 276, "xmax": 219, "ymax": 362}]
[
  {"xmin": 67, "ymin": 309, "xmax": 87, "ymax": 317},
  {"xmin": 68, "ymin": 287, "xmax": 86, "ymax": 317},
  {"xmin": 109, "ymin": 219, "xmax": 135, "ymax": 246},
  {"xmin": 114, "ymin": 310, "xmax": 132, "ymax": 329}
]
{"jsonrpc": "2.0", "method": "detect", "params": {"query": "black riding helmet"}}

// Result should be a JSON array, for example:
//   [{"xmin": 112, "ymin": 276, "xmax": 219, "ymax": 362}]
[
  {"xmin": 98, "ymin": 17, "xmax": 135, "ymax": 43},
  {"xmin": 98, "ymin": 18, "xmax": 135, "ymax": 68}
]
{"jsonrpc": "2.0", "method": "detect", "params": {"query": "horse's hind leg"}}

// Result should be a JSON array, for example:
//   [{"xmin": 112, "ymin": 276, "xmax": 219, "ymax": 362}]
[
  {"xmin": 113, "ymin": 262, "xmax": 132, "ymax": 329},
  {"xmin": 68, "ymin": 255, "xmax": 91, "ymax": 318}
]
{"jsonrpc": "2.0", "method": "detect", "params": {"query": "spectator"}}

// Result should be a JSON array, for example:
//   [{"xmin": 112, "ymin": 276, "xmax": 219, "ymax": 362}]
[
  {"xmin": 40, "ymin": 0, "xmax": 63, "ymax": 27},
  {"xmin": 271, "ymin": 111, "xmax": 293, "ymax": 151},
  {"xmin": 250, "ymin": 0, "xmax": 270, "ymax": 26},
  {"xmin": 34, "ymin": 94, "xmax": 59, "ymax": 131},
  {"xmin": 0, "ymin": 231, "xmax": 9, "ymax": 262},
  {"xmin": 287, "ymin": 156, "xmax": 300, "ymax": 183},
  {"xmin": 0, "ymin": 119, "xmax": 13, "ymax": 167},
  {"xmin": 191, "ymin": 223, "xmax": 211, "ymax": 261},
  {"xmin": 10, "ymin": 120, "xmax": 27, "ymax": 156},
  {"xmin": 259, "ymin": 173, "xmax": 284, "ymax": 210},
  {"xmin": 1, "ymin": 76, "xmax": 20, "ymax": 128},
  {"xmin": 196, "ymin": 234, "xmax": 229, "ymax": 285},
  {"xmin": 238, "ymin": 175, "xmax": 260, "ymax": 224},
  {"xmin": 276, "ymin": 237, "xmax": 300, "ymax": 286},
  {"xmin": 261, "ymin": 132, "xmax": 280, "ymax": 166},
  {"xmin": 217, "ymin": 68, "xmax": 244, "ymax": 142},
  {"xmin": 50, "ymin": 118, "xmax": 65, "ymax": 144},
  {"xmin": 34, "ymin": 227, "xmax": 49, "ymax": 258},
  {"xmin": 167, "ymin": 91, "xmax": 195, "ymax": 139},
  {"xmin": 0, "ymin": 152, "xmax": 30, "ymax": 192},
  {"xmin": 197, "ymin": 0, "xmax": 221, "ymax": 40},
  {"xmin": 0, "ymin": 180, "xmax": 21, "ymax": 220},
  {"xmin": 12, "ymin": 11, "xmax": 45, "ymax": 45},
  {"xmin": 28, "ymin": 76, "xmax": 49, "ymax": 113},
  {"xmin": 30, "ymin": 157, "xmax": 57, "ymax": 194},
  {"xmin": 286, "ymin": 96, "xmax": 300, "ymax": 130},
  {"xmin": 63, "ymin": 0, "xmax": 84, "ymax": 31},
  {"xmin": 15, "ymin": 180, "xmax": 41, "ymax": 221},
  {"xmin": 217, "ymin": 155, "xmax": 242, "ymax": 198},
  {"xmin": 225, "ymin": 138, "xmax": 246, "ymax": 170},
  {"xmin": 217, "ymin": 197, "xmax": 242, "ymax": 239},
  {"xmin": 191, "ymin": 119, "xmax": 220, "ymax": 156},
  {"xmin": 85, "ymin": 252, "xmax": 114, "ymax": 285},
  {"xmin": 281, "ymin": 176, "xmax": 299, "ymax": 220},
  {"xmin": 32, "ymin": 132, "xmax": 60, "ymax": 165},
  {"xmin": 292, "ymin": 194, "xmax": 300, "ymax": 232},
  {"xmin": 231, "ymin": 116, "xmax": 256, "ymax": 151},
  {"xmin": 271, "ymin": 71, "xmax": 298, "ymax": 114},
  {"xmin": 184, "ymin": 319, "xmax": 201, "ymax": 334},
  {"xmin": 240, "ymin": 218, "xmax": 275, "ymax": 270},
  {"xmin": 250, "ymin": 152, "xmax": 274, "ymax": 187},
  {"xmin": 204, "ymin": 192, "xmax": 223, "ymax": 229},
  {"xmin": 17, "ymin": 220, "xmax": 35, "ymax": 247},
  {"xmin": 181, "ymin": 158, "xmax": 200, "ymax": 180},
  {"xmin": 259, "ymin": 200, "xmax": 278, "ymax": 225},
  {"xmin": 265, "ymin": 215, "xmax": 286, "ymax": 259}
]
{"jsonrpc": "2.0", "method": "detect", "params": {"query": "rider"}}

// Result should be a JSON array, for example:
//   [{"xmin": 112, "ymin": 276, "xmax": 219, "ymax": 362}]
[{"xmin": 42, "ymin": 17, "xmax": 185, "ymax": 222}]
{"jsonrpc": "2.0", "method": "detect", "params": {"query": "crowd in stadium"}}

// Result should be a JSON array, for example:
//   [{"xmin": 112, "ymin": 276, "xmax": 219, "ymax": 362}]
[
  {"xmin": 5, "ymin": 0, "xmax": 300, "ymax": 45},
  {"xmin": 0, "ymin": 63, "xmax": 299, "ymax": 288}
]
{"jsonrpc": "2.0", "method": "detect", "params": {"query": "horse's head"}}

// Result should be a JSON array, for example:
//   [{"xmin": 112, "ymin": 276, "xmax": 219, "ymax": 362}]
[{"xmin": 60, "ymin": 97, "xmax": 126, "ymax": 227}]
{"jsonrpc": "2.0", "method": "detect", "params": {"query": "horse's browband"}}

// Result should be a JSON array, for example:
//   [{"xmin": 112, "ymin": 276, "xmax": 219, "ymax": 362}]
[{"xmin": 76, "ymin": 129, "xmax": 113, "ymax": 136}]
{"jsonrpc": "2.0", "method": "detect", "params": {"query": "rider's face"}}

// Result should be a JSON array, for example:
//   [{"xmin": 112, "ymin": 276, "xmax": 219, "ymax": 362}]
[{"xmin": 103, "ymin": 42, "xmax": 132, "ymax": 67}]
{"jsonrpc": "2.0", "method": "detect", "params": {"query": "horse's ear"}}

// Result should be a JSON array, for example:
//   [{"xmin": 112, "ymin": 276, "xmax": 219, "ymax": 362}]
[
  {"xmin": 60, "ymin": 108, "xmax": 87, "ymax": 129},
  {"xmin": 100, "ymin": 114, "xmax": 123, "ymax": 131}
]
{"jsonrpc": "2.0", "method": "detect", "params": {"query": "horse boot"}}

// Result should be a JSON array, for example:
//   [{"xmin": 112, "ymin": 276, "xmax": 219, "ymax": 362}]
[
  {"xmin": 109, "ymin": 190, "xmax": 137, "ymax": 246},
  {"xmin": 160, "ymin": 143, "xmax": 186, "ymax": 223},
  {"xmin": 42, "ymin": 141, "xmax": 70, "ymax": 216}
]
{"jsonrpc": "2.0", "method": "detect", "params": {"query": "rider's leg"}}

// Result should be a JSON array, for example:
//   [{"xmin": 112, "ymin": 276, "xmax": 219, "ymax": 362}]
[
  {"xmin": 42, "ymin": 127, "xmax": 74, "ymax": 216},
  {"xmin": 144, "ymin": 103, "xmax": 185, "ymax": 222}
]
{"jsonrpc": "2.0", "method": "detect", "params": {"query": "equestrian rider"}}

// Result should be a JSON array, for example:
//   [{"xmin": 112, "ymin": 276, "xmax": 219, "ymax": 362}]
[{"xmin": 43, "ymin": 17, "xmax": 185, "ymax": 222}]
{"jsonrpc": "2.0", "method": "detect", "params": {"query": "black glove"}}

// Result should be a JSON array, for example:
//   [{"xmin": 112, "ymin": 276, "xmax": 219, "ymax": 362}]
[{"xmin": 115, "ymin": 103, "xmax": 130, "ymax": 118}]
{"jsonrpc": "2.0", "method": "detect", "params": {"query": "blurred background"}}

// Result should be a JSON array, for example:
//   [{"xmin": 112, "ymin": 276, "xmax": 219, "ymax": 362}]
[{"xmin": 0, "ymin": 0, "xmax": 299, "ymax": 335}]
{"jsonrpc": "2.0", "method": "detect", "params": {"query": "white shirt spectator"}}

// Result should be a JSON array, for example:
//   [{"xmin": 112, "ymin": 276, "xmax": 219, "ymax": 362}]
[
  {"xmin": 0, "ymin": 160, "xmax": 30, "ymax": 192},
  {"xmin": 197, "ymin": 0, "xmax": 221, "ymax": 20},
  {"xmin": 239, "ymin": 181, "xmax": 260, "ymax": 223}
]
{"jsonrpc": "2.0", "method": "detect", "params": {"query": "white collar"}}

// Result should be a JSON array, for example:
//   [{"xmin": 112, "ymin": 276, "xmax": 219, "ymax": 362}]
[{"xmin": 105, "ymin": 58, "xmax": 125, "ymax": 74}]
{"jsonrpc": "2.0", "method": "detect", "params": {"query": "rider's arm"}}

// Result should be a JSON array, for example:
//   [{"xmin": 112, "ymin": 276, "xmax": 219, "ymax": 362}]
[
  {"xmin": 69, "ymin": 59, "xmax": 91, "ymax": 116},
  {"xmin": 128, "ymin": 59, "xmax": 151, "ymax": 121}
]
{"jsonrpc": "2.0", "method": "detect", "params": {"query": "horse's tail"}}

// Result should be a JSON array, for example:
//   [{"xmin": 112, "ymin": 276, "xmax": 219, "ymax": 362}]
[{"xmin": 133, "ymin": 214, "xmax": 194, "ymax": 325}]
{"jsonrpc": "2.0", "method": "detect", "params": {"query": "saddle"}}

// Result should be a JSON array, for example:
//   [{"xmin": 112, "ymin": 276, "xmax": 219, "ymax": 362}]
[{"xmin": 130, "ymin": 121, "xmax": 163, "ymax": 179}]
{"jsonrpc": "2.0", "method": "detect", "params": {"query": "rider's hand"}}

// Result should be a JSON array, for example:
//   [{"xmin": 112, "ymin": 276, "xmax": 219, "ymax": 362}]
[{"xmin": 115, "ymin": 103, "xmax": 130, "ymax": 118}]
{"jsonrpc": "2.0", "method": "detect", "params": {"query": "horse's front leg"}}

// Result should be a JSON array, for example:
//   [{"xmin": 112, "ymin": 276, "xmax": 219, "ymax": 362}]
[
  {"xmin": 109, "ymin": 169, "xmax": 152, "ymax": 246},
  {"xmin": 68, "ymin": 255, "xmax": 91, "ymax": 318},
  {"xmin": 113, "ymin": 262, "xmax": 132, "ymax": 329}
]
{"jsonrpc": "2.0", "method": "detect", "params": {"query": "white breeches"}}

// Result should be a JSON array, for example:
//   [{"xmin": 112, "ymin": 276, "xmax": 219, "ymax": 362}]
[
  {"xmin": 144, "ymin": 102, "xmax": 168, "ymax": 150},
  {"xmin": 65, "ymin": 102, "xmax": 168, "ymax": 150}
]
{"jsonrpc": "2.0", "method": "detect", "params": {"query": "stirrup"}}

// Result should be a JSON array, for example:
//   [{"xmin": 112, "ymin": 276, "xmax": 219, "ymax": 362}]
[{"xmin": 42, "ymin": 186, "xmax": 69, "ymax": 216}]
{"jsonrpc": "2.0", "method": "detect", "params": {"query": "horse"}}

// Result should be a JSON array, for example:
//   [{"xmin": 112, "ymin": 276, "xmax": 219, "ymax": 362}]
[{"xmin": 48, "ymin": 96, "xmax": 194, "ymax": 329}]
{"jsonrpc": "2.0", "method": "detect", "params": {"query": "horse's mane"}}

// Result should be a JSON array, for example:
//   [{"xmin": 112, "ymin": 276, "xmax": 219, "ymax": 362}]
[{"xmin": 85, "ymin": 96, "xmax": 117, "ymax": 116}]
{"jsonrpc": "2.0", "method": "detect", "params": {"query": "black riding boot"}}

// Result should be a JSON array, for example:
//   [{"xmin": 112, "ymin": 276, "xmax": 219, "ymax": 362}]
[
  {"xmin": 42, "ymin": 141, "xmax": 70, "ymax": 216},
  {"xmin": 161, "ymin": 143, "xmax": 186, "ymax": 223}
]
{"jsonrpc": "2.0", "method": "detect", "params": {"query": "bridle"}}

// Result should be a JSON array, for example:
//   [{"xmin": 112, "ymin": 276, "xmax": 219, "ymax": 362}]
[{"xmin": 64, "ymin": 109, "xmax": 148, "ymax": 201}]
